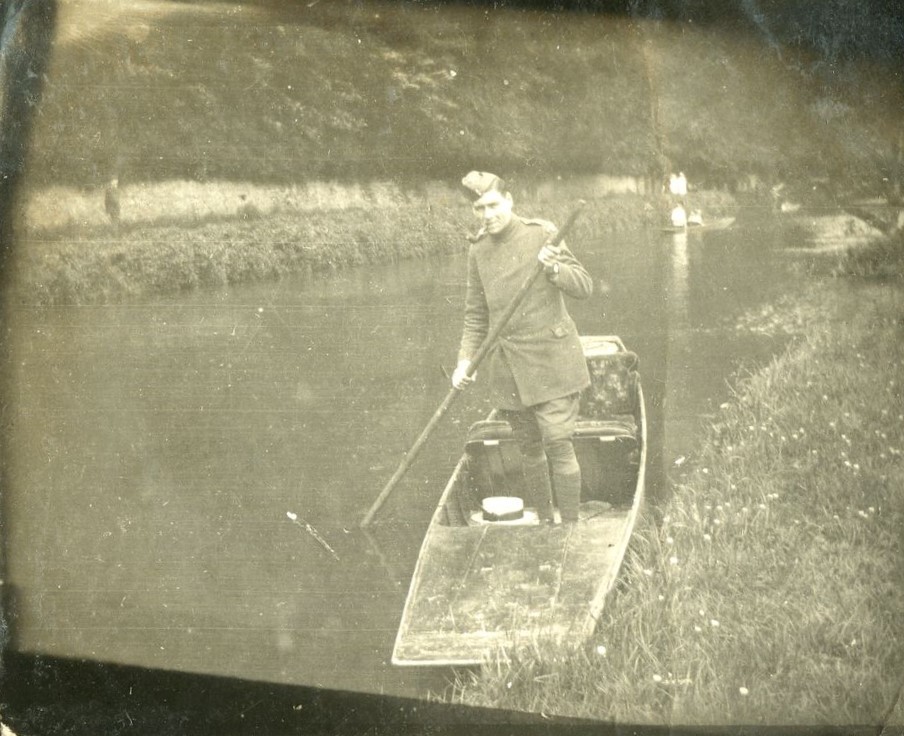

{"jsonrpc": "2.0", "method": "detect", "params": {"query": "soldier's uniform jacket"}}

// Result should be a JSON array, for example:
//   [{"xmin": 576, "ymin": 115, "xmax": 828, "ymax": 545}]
[{"xmin": 457, "ymin": 215, "xmax": 593, "ymax": 410}]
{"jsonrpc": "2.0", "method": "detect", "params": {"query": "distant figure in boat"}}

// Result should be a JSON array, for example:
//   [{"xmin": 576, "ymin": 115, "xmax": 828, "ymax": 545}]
[
  {"xmin": 105, "ymin": 178, "xmax": 121, "ymax": 226},
  {"xmin": 452, "ymin": 171, "xmax": 594, "ymax": 524},
  {"xmin": 670, "ymin": 204, "xmax": 688, "ymax": 228}
]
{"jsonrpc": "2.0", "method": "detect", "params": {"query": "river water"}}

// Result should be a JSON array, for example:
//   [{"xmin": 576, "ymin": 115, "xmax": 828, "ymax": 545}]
[{"xmin": 4, "ymin": 221, "xmax": 794, "ymax": 698}]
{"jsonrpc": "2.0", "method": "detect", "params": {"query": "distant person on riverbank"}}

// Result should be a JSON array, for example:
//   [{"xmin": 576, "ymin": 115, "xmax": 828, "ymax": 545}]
[
  {"xmin": 451, "ymin": 171, "xmax": 593, "ymax": 523},
  {"xmin": 669, "ymin": 171, "xmax": 688, "ymax": 201},
  {"xmin": 668, "ymin": 172, "xmax": 689, "ymax": 226}
]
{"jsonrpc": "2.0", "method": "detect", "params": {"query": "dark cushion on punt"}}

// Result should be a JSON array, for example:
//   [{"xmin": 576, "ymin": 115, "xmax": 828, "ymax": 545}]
[{"xmin": 580, "ymin": 350, "xmax": 639, "ymax": 420}]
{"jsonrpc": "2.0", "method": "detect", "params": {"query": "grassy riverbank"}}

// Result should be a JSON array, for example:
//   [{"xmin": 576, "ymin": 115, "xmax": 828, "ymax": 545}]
[
  {"xmin": 447, "ymin": 237, "xmax": 904, "ymax": 727},
  {"xmin": 11, "ymin": 184, "xmax": 734, "ymax": 305},
  {"xmin": 15, "ymin": 201, "xmax": 473, "ymax": 305}
]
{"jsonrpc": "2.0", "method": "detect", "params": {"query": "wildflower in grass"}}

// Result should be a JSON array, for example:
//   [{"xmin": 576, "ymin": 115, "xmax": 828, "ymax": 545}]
[
  {"xmin": 739, "ymin": 687, "xmax": 750, "ymax": 696},
  {"xmin": 666, "ymin": 536, "xmax": 674, "ymax": 545},
  {"xmin": 694, "ymin": 625, "xmax": 702, "ymax": 633},
  {"xmin": 653, "ymin": 674, "xmax": 662, "ymax": 683},
  {"xmin": 703, "ymin": 533, "xmax": 712, "ymax": 542},
  {"xmin": 710, "ymin": 619, "xmax": 720, "ymax": 628},
  {"xmin": 669, "ymin": 556, "xmax": 679, "ymax": 566},
  {"xmin": 596, "ymin": 645, "xmax": 607, "ymax": 656},
  {"xmin": 869, "ymin": 507, "xmax": 875, "ymax": 513}
]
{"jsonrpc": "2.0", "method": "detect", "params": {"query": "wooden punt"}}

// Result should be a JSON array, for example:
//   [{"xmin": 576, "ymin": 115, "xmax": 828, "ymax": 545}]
[
  {"xmin": 392, "ymin": 336, "xmax": 646, "ymax": 667},
  {"xmin": 660, "ymin": 216, "xmax": 737, "ymax": 234}
]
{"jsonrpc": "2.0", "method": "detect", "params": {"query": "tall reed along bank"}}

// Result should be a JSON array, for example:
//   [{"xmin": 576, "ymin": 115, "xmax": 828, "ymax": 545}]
[{"xmin": 449, "ymin": 236, "xmax": 904, "ymax": 728}]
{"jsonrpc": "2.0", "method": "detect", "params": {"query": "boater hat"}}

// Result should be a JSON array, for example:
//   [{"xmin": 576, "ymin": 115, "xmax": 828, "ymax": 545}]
[{"xmin": 462, "ymin": 171, "xmax": 506, "ymax": 204}]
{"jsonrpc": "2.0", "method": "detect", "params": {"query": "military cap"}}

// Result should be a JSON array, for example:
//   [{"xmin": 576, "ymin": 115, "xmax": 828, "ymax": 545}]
[{"xmin": 461, "ymin": 171, "xmax": 506, "ymax": 203}]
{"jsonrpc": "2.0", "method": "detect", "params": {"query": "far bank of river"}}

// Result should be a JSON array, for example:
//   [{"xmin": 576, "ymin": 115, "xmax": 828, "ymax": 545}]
[{"xmin": 9, "ymin": 179, "xmax": 736, "ymax": 306}]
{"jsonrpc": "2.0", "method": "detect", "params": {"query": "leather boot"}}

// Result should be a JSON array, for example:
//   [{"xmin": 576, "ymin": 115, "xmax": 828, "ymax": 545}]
[
  {"xmin": 554, "ymin": 471, "xmax": 582, "ymax": 523},
  {"xmin": 522, "ymin": 454, "xmax": 555, "ymax": 522}
]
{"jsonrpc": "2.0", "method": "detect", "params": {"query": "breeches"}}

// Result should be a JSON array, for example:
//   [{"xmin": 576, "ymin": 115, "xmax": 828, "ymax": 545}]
[{"xmin": 497, "ymin": 393, "xmax": 581, "ymax": 476}]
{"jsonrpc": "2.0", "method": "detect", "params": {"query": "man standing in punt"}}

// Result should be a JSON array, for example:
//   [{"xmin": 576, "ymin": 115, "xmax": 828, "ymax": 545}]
[{"xmin": 451, "ymin": 171, "xmax": 593, "ymax": 523}]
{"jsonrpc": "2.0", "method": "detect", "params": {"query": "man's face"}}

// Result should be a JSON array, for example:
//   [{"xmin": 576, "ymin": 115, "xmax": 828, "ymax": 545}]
[{"xmin": 472, "ymin": 191, "xmax": 513, "ymax": 235}]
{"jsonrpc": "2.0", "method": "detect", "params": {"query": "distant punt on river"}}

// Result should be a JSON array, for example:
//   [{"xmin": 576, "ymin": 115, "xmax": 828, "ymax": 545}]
[
  {"xmin": 660, "ymin": 216, "xmax": 737, "ymax": 234},
  {"xmin": 392, "ymin": 336, "xmax": 647, "ymax": 667}
]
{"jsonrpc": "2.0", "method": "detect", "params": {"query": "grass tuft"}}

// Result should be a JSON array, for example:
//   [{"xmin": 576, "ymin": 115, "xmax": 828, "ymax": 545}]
[{"xmin": 834, "ymin": 230, "xmax": 904, "ymax": 280}]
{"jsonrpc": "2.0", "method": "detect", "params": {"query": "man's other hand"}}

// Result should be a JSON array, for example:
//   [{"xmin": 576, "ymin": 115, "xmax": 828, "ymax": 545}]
[{"xmin": 451, "ymin": 359, "xmax": 475, "ymax": 389}]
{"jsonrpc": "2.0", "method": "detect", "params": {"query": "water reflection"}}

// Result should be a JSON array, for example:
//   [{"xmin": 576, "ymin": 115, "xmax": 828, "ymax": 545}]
[{"xmin": 3, "ymin": 223, "xmax": 792, "ymax": 697}]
